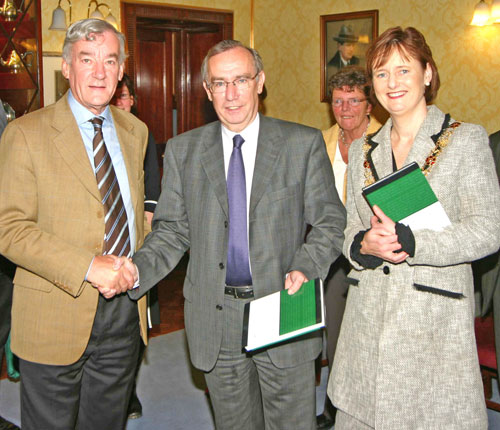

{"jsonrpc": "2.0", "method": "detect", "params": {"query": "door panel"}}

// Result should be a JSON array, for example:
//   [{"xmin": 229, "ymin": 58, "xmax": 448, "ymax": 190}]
[
  {"xmin": 181, "ymin": 30, "xmax": 221, "ymax": 134},
  {"xmin": 136, "ymin": 36, "xmax": 173, "ymax": 144}
]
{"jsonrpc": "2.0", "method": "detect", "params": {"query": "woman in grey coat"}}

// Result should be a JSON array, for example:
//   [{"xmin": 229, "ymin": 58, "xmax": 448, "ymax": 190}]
[{"xmin": 328, "ymin": 26, "xmax": 500, "ymax": 429}]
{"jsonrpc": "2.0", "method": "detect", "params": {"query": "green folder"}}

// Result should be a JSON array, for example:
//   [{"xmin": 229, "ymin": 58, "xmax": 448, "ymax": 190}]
[
  {"xmin": 362, "ymin": 162, "xmax": 436, "ymax": 222},
  {"xmin": 279, "ymin": 278, "xmax": 321, "ymax": 335},
  {"xmin": 243, "ymin": 278, "xmax": 324, "ymax": 351},
  {"xmin": 362, "ymin": 162, "xmax": 450, "ymax": 230}
]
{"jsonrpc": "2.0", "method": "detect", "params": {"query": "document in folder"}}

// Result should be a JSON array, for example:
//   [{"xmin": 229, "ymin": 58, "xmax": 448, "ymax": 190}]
[
  {"xmin": 362, "ymin": 162, "xmax": 451, "ymax": 231},
  {"xmin": 242, "ymin": 278, "xmax": 324, "ymax": 352}
]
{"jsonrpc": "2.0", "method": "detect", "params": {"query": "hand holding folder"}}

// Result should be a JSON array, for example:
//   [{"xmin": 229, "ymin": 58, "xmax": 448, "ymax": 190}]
[{"xmin": 242, "ymin": 278, "xmax": 324, "ymax": 351}]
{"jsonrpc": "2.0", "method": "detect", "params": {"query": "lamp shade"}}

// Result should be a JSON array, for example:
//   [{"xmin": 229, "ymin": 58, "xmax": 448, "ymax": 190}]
[
  {"xmin": 49, "ymin": 6, "xmax": 67, "ymax": 31},
  {"xmin": 89, "ymin": 9, "xmax": 104, "ymax": 19},
  {"xmin": 491, "ymin": 0, "xmax": 500, "ymax": 22},
  {"xmin": 470, "ymin": 0, "xmax": 491, "ymax": 26},
  {"xmin": 105, "ymin": 12, "xmax": 118, "ymax": 29}
]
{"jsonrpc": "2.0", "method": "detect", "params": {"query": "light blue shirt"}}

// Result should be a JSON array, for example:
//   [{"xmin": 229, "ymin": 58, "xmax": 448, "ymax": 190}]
[{"xmin": 67, "ymin": 90, "xmax": 136, "ymax": 253}]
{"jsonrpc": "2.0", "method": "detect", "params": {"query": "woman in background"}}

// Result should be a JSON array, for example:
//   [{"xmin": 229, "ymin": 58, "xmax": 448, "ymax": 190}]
[
  {"xmin": 328, "ymin": 26, "xmax": 500, "ymax": 429},
  {"xmin": 317, "ymin": 66, "xmax": 381, "ymax": 430}
]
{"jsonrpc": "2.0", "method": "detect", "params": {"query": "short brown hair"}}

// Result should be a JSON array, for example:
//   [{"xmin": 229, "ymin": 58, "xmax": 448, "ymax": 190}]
[
  {"xmin": 365, "ymin": 26, "xmax": 440, "ymax": 103},
  {"xmin": 327, "ymin": 66, "xmax": 375, "ymax": 106}
]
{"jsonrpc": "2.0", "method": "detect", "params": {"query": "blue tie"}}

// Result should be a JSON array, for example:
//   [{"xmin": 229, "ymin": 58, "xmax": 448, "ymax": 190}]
[{"xmin": 225, "ymin": 134, "xmax": 253, "ymax": 286}]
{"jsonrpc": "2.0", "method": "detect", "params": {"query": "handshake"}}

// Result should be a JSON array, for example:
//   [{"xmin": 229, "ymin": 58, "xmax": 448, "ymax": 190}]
[{"xmin": 87, "ymin": 255, "xmax": 139, "ymax": 299}]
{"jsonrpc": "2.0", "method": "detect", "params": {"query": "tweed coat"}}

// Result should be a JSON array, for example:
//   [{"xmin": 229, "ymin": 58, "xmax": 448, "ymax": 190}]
[
  {"xmin": 328, "ymin": 105, "xmax": 500, "ymax": 429},
  {"xmin": 130, "ymin": 114, "xmax": 346, "ymax": 372},
  {"xmin": 0, "ymin": 95, "xmax": 149, "ymax": 365}
]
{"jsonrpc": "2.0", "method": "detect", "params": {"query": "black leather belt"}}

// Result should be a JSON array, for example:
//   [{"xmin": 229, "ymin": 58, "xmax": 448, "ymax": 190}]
[{"xmin": 224, "ymin": 286, "xmax": 254, "ymax": 299}]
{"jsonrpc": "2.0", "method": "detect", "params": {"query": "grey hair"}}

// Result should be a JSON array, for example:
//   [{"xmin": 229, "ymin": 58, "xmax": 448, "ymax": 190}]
[
  {"xmin": 62, "ymin": 18, "xmax": 126, "ymax": 64},
  {"xmin": 327, "ymin": 66, "xmax": 375, "ymax": 105},
  {"xmin": 201, "ymin": 40, "xmax": 264, "ymax": 83}
]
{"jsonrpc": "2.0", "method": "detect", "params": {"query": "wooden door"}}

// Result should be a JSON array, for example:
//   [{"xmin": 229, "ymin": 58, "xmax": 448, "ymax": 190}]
[
  {"xmin": 122, "ymin": 4, "xmax": 233, "ymax": 149},
  {"xmin": 135, "ymin": 27, "xmax": 174, "ymax": 146},
  {"xmin": 178, "ymin": 28, "xmax": 221, "ymax": 135}
]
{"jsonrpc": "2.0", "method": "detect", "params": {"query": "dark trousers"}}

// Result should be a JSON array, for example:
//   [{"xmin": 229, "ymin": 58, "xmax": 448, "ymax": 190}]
[
  {"xmin": 19, "ymin": 294, "xmax": 141, "ymax": 430},
  {"xmin": 0, "ymin": 255, "xmax": 15, "ymax": 365},
  {"xmin": 322, "ymin": 255, "xmax": 350, "ymax": 419}
]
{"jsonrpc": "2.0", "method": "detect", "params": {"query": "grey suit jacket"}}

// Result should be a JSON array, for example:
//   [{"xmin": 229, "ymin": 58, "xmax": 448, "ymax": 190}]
[
  {"xmin": 476, "ymin": 129, "xmax": 500, "ymax": 378},
  {"xmin": 132, "ymin": 114, "xmax": 346, "ymax": 371},
  {"xmin": 329, "ymin": 105, "xmax": 500, "ymax": 429}
]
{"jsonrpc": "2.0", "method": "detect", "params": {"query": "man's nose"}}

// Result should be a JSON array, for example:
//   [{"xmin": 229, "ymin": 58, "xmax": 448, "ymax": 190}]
[
  {"xmin": 93, "ymin": 61, "xmax": 105, "ymax": 78},
  {"xmin": 225, "ymin": 82, "xmax": 238, "ymax": 100}
]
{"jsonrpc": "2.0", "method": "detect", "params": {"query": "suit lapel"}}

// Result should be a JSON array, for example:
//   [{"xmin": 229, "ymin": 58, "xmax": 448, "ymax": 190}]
[
  {"xmin": 249, "ymin": 115, "xmax": 283, "ymax": 214},
  {"xmin": 407, "ymin": 106, "xmax": 446, "ymax": 167},
  {"xmin": 370, "ymin": 123, "xmax": 393, "ymax": 180},
  {"xmin": 200, "ymin": 122, "xmax": 229, "ymax": 217},
  {"xmin": 112, "ymin": 107, "xmax": 141, "ymax": 212},
  {"xmin": 51, "ymin": 96, "xmax": 101, "ymax": 201}
]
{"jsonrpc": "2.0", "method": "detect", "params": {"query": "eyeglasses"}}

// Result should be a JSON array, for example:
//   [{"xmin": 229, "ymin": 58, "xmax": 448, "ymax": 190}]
[
  {"xmin": 332, "ymin": 98, "xmax": 367, "ymax": 107},
  {"xmin": 207, "ymin": 73, "xmax": 259, "ymax": 94}
]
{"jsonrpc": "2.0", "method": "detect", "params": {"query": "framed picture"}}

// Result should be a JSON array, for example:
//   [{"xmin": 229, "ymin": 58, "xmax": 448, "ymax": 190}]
[
  {"xmin": 320, "ymin": 10, "xmax": 378, "ymax": 102},
  {"xmin": 42, "ymin": 52, "xmax": 69, "ymax": 106}
]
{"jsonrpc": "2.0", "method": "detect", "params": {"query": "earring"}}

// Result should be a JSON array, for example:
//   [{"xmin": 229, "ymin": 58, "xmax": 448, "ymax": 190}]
[{"xmin": 425, "ymin": 82, "xmax": 430, "ymax": 87}]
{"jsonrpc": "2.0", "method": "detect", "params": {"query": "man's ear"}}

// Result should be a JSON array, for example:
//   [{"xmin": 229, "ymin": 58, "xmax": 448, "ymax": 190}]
[
  {"xmin": 203, "ymin": 80, "xmax": 213, "ymax": 101},
  {"xmin": 61, "ymin": 59, "xmax": 70, "ymax": 79},
  {"xmin": 257, "ymin": 71, "xmax": 265, "ymax": 95},
  {"xmin": 118, "ymin": 63, "xmax": 124, "ymax": 82}
]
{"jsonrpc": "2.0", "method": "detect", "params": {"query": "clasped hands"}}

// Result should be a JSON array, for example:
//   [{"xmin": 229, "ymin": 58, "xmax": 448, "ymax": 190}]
[
  {"xmin": 87, "ymin": 255, "xmax": 139, "ymax": 299},
  {"xmin": 360, "ymin": 205, "xmax": 409, "ymax": 264}
]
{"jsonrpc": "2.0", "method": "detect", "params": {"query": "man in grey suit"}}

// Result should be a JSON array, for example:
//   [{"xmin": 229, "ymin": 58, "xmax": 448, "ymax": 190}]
[{"xmin": 127, "ymin": 40, "xmax": 346, "ymax": 430}]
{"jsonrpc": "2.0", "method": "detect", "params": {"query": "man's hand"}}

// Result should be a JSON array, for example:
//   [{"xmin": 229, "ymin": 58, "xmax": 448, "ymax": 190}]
[
  {"xmin": 145, "ymin": 210, "xmax": 154, "ymax": 226},
  {"xmin": 284, "ymin": 270, "xmax": 309, "ymax": 295},
  {"xmin": 360, "ymin": 205, "xmax": 409, "ymax": 264},
  {"xmin": 87, "ymin": 255, "xmax": 137, "ymax": 299}
]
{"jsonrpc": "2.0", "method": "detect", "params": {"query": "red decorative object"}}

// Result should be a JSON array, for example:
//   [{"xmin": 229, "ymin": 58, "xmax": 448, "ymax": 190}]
[{"xmin": 475, "ymin": 314, "xmax": 500, "ymax": 412}]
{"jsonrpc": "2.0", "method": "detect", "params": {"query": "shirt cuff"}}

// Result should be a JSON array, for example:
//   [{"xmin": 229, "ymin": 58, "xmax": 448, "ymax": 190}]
[{"xmin": 395, "ymin": 223, "xmax": 415, "ymax": 257}]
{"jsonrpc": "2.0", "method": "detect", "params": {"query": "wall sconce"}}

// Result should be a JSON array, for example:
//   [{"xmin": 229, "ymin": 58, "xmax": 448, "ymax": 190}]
[
  {"xmin": 49, "ymin": 0, "xmax": 72, "ymax": 31},
  {"xmin": 87, "ymin": 0, "xmax": 118, "ymax": 29},
  {"xmin": 470, "ymin": 0, "xmax": 500, "ymax": 26}
]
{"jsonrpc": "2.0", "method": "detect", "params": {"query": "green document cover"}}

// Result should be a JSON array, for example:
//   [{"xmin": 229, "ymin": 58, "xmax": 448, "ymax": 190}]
[
  {"xmin": 279, "ymin": 278, "xmax": 319, "ymax": 335},
  {"xmin": 242, "ymin": 278, "xmax": 324, "ymax": 351},
  {"xmin": 362, "ymin": 162, "xmax": 437, "ymax": 222}
]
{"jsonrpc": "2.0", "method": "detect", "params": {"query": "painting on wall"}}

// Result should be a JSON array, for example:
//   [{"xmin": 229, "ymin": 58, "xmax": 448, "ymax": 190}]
[
  {"xmin": 320, "ymin": 10, "xmax": 378, "ymax": 102},
  {"xmin": 42, "ymin": 53, "xmax": 69, "ymax": 106}
]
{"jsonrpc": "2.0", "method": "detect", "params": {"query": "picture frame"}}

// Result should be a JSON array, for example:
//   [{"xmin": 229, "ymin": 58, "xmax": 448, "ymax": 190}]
[
  {"xmin": 320, "ymin": 10, "xmax": 378, "ymax": 102},
  {"xmin": 42, "ymin": 52, "xmax": 69, "ymax": 106}
]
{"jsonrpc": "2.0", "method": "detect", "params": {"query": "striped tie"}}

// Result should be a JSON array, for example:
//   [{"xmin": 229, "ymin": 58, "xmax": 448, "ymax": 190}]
[{"xmin": 90, "ymin": 117, "xmax": 131, "ymax": 258}]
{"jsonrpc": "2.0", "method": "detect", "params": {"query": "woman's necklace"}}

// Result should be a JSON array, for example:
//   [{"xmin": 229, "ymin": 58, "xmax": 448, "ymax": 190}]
[{"xmin": 339, "ymin": 117, "xmax": 370, "ymax": 147}]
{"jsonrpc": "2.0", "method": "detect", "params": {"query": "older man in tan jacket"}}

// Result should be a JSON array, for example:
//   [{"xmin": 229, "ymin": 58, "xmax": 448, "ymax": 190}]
[{"xmin": 0, "ymin": 19, "xmax": 147, "ymax": 430}]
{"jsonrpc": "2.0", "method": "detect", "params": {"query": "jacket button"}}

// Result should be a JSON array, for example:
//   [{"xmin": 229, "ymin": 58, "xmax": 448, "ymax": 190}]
[
  {"xmin": 219, "ymin": 262, "xmax": 224, "ymax": 269},
  {"xmin": 224, "ymin": 221, "xmax": 228, "ymax": 228},
  {"xmin": 383, "ymin": 266, "xmax": 390, "ymax": 275},
  {"xmin": 216, "ymin": 305, "xmax": 223, "ymax": 310}
]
